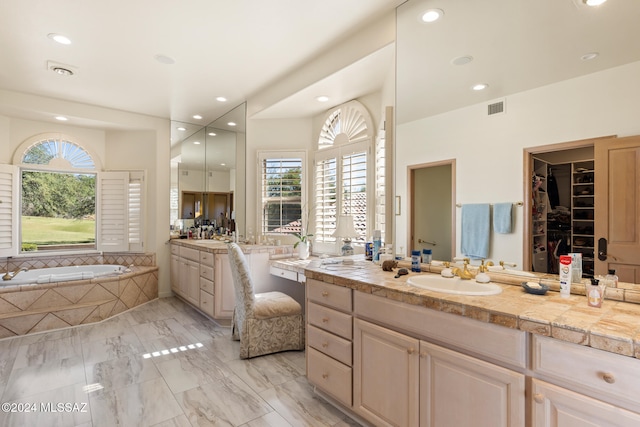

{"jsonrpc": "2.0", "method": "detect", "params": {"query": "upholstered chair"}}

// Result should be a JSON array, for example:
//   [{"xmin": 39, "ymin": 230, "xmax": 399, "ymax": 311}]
[{"xmin": 226, "ymin": 243, "xmax": 305, "ymax": 359}]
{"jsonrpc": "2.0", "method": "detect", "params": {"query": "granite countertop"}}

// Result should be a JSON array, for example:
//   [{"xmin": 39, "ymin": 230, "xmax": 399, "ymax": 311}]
[{"xmin": 272, "ymin": 256, "xmax": 640, "ymax": 360}]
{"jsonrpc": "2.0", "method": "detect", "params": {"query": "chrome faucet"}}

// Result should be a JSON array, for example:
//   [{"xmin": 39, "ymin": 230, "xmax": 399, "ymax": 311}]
[
  {"xmin": 452, "ymin": 258, "xmax": 474, "ymax": 280},
  {"xmin": 2, "ymin": 267, "xmax": 28, "ymax": 281}
]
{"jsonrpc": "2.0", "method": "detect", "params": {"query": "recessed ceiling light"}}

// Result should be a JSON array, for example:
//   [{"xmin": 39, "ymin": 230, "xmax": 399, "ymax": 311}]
[
  {"xmin": 48, "ymin": 33, "xmax": 71, "ymax": 45},
  {"xmin": 227, "ymin": 122, "xmax": 236, "ymax": 127},
  {"xmin": 316, "ymin": 96, "xmax": 329, "ymax": 102},
  {"xmin": 583, "ymin": 0, "xmax": 607, "ymax": 6},
  {"xmin": 177, "ymin": 127, "xmax": 186, "ymax": 131},
  {"xmin": 419, "ymin": 9, "xmax": 444, "ymax": 23},
  {"xmin": 472, "ymin": 83, "xmax": 489, "ymax": 91},
  {"xmin": 52, "ymin": 67, "xmax": 74, "ymax": 76},
  {"xmin": 581, "ymin": 52, "xmax": 599, "ymax": 61},
  {"xmin": 451, "ymin": 56, "xmax": 474, "ymax": 66},
  {"xmin": 208, "ymin": 132, "xmax": 216, "ymax": 136},
  {"xmin": 55, "ymin": 116, "xmax": 68, "ymax": 121},
  {"xmin": 216, "ymin": 97, "xmax": 227, "ymax": 102},
  {"xmin": 154, "ymin": 54, "xmax": 175, "ymax": 65},
  {"xmin": 193, "ymin": 115, "xmax": 202, "ymax": 120},
  {"xmin": 193, "ymin": 141, "xmax": 201, "ymax": 145}
]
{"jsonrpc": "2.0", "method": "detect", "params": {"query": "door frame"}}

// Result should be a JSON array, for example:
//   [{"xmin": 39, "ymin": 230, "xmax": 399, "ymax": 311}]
[
  {"xmin": 408, "ymin": 159, "xmax": 456, "ymax": 261},
  {"xmin": 523, "ymin": 136, "xmax": 614, "ymax": 271}
]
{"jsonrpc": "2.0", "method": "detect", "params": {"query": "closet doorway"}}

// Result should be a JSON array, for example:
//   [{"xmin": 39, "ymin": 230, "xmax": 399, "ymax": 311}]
[{"xmin": 525, "ymin": 135, "xmax": 640, "ymax": 283}]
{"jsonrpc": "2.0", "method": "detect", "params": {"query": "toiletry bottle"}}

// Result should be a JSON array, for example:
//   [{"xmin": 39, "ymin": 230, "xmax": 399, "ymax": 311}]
[
  {"xmin": 586, "ymin": 277, "xmax": 605, "ymax": 308},
  {"xmin": 559, "ymin": 255, "xmax": 572, "ymax": 298},
  {"xmin": 411, "ymin": 250, "xmax": 421, "ymax": 272},
  {"xmin": 605, "ymin": 269, "xmax": 618, "ymax": 288},
  {"xmin": 372, "ymin": 230, "xmax": 382, "ymax": 263},
  {"xmin": 422, "ymin": 249, "xmax": 432, "ymax": 264}
]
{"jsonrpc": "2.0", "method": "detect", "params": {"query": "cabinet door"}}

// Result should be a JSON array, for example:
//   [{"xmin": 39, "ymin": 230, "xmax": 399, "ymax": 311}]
[
  {"xmin": 353, "ymin": 318, "xmax": 419, "ymax": 427},
  {"xmin": 420, "ymin": 341, "xmax": 525, "ymax": 427},
  {"xmin": 170, "ymin": 254, "xmax": 180, "ymax": 294},
  {"xmin": 214, "ymin": 254, "xmax": 236, "ymax": 319},
  {"xmin": 185, "ymin": 259, "xmax": 200, "ymax": 306},
  {"xmin": 531, "ymin": 379, "xmax": 640, "ymax": 427}
]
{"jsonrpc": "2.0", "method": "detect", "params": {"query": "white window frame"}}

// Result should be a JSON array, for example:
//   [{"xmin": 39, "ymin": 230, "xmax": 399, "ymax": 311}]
[
  {"xmin": 257, "ymin": 150, "xmax": 307, "ymax": 237},
  {"xmin": 0, "ymin": 134, "xmax": 145, "ymax": 256}
]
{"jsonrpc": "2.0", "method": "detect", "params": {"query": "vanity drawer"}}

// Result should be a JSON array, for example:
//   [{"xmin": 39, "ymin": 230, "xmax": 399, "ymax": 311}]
[
  {"xmin": 308, "ymin": 301, "xmax": 352, "ymax": 340},
  {"xmin": 308, "ymin": 324, "xmax": 352, "ymax": 366},
  {"xmin": 179, "ymin": 246, "xmax": 199, "ymax": 262},
  {"xmin": 532, "ymin": 335, "xmax": 640, "ymax": 413},
  {"xmin": 307, "ymin": 347, "xmax": 352, "ymax": 407},
  {"xmin": 200, "ymin": 264, "xmax": 214, "ymax": 281},
  {"xmin": 171, "ymin": 244, "xmax": 180, "ymax": 256},
  {"xmin": 269, "ymin": 265, "xmax": 297, "ymax": 282},
  {"xmin": 307, "ymin": 279, "xmax": 352, "ymax": 312},
  {"xmin": 200, "ymin": 277, "xmax": 214, "ymax": 294},
  {"xmin": 199, "ymin": 289, "xmax": 214, "ymax": 317},
  {"xmin": 200, "ymin": 251, "xmax": 214, "ymax": 266}
]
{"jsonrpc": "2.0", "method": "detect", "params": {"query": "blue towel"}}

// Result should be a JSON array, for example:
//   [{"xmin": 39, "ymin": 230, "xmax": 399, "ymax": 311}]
[
  {"xmin": 461, "ymin": 204, "xmax": 490, "ymax": 259},
  {"xmin": 493, "ymin": 203, "xmax": 513, "ymax": 234}
]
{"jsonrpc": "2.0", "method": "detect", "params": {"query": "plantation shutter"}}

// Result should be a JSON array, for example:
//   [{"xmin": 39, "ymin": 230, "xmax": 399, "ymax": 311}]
[
  {"xmin": 0, "ymin": 164, "xmax": 19, "ymax": 257},
  {"xmin": 259, "ymin": 152, "xmax": 304, "ymax": 235},
  {"xmin": 98, "ymin": 170, "xmax": 145, "ymax": 252},
  {"xmin": 128, "ymin": 171, "xmax": 145, "ymax": 252},
  {"xmin": 314, "ymin": 152, "xmax": 338, "ymax": 243}
]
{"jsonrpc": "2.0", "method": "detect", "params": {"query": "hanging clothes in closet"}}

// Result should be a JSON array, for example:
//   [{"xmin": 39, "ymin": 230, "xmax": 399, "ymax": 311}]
[{"xmin": 547, "ymin": 169, "xmax": 560, "ymax": 209}]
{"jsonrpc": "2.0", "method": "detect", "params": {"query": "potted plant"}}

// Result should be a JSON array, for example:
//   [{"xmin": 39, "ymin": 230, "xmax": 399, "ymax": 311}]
[{"xmin": 294, "ymin": 231, "xmax": 312, "ymax": 259}]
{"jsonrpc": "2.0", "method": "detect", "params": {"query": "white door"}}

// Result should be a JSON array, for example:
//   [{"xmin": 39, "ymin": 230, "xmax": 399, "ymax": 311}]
[{"xmin": 595, "ymin": 135, "xmax": 640, "ymax": 283}]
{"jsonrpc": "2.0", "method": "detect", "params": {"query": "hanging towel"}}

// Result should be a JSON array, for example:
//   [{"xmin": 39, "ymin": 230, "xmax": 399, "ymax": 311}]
[
  {"xmin": 493, "ymin": 203, "xmax": 513, "ymax": 234},
  {"xmin": 461, "ymin": 203, "xmax": 490, "ymax": 259}
]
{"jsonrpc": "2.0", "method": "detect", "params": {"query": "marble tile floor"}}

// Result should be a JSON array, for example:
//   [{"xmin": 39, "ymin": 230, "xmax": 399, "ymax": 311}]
[{"xmin": 0, "ymin": 297, "xmax": 362, "ymax": 427}]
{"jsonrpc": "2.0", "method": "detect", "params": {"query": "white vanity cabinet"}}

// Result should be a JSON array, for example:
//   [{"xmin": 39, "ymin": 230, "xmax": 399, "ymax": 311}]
[
  {"xmin": 306, "ymin": 278, "xmax": 353, "ymax": 407},
  {"xmin": 351, "ymin": 291, "xmax": 526, "ymax": 427},
  {"xmin": 530, "ymin": 335, "xmax": 640, "ymax": 427},
  {"xmin": 171, "ymin": 245, "xmax": 200, "ymax": 306}
]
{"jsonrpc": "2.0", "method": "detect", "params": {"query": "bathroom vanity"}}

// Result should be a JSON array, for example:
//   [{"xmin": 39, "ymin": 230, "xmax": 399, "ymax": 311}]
[
  {"xmin": 169, "ymin": 240, "xmax": 298, "ymax": 321},
  {"xmin": 296, "ymin": 259, "xmax": 640, "ymax": 427}
]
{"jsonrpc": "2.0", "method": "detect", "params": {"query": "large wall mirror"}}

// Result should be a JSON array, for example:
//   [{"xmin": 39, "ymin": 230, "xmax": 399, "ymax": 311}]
[{"xmin": 170, "ymin": 103, "xmax": 246, "ymax": 236}]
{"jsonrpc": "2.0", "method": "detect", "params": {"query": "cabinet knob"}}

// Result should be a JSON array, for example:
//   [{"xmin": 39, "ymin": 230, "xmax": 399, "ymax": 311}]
[
  {"xmin": 602, "ymin": 372, "xmax": 616, "ymax": 384},
  {"xmin": 322, "ymin": 373, "xmax": 329, "ymax": 379},
  {"xmin": 322, "ymin": 317, "xmax": 329, "ymax": 323},
  {"xmin": 407, "ymin": 348, "xmax": 415, "ymax": 355},
  {"xmin": 419, "ymin": 351, "xmax": 428, "ymax": 358},
  {"xmin": 321, "ymin": 291, "xmax": 329, "ymax": 297},
  {"xmin": 533, "ymin": 393, "xmax": 545, "ymax": 404},
  {"xmin": 322, "ymin": 342, "xmax": 329, "ymax": 348}
]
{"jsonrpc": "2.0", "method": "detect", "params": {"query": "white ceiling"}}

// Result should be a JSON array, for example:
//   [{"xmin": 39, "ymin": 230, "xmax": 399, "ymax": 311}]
[{"xmin": 1, "ymin": 0, "xmax": 640, "ymax": 133}]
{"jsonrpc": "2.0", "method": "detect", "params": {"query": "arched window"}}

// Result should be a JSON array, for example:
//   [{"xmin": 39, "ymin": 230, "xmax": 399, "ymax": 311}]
[
  {"xmin": 0, "ymin": 133, "xmax": 143, "ymax": 255},
  {"xmin": 314, "ymin": 100, "xmax": 377, "ymax": 251}
]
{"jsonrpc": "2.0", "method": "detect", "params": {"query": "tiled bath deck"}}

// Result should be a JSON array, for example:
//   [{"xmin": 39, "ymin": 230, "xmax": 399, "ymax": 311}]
[{"xmin": 0, "ymin": 297, "xmax": 358, "ymax": 427}]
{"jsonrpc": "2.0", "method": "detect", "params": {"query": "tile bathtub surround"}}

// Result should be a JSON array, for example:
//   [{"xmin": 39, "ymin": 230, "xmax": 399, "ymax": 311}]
[
  {"xmin": 0, "ymin": 266, "xmax": 158, "ymax": 339},
  {"xmin": 2, "ymin": 252, "xmax": 156, "ymax": 272},
  {"xmin": 0, "ymin": 297, "xmax": 359, "ymax": 427}
]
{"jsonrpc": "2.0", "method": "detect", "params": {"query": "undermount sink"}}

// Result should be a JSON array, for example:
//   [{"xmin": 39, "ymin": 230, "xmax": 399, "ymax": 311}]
[{"xmin": 407, "ymin": 275, "xmax": 502, "ymax": 296}]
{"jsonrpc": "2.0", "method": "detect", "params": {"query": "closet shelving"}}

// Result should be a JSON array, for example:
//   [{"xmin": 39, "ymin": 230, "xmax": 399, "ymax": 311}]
[
  {"xmin": 532, "ymin": 159, "xmax": 548, "ymax": 272},
  {"xmin": 571, "ymin": 160, "xmax": 595, "ymax": 277}
]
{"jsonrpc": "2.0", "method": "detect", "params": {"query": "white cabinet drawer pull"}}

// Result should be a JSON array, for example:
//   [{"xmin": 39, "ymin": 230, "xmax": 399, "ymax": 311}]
[
  {"xmin": 533, "ymin": 393, "xmax": 545, "ymax": 404},
  {"xmin": 602, "ymin": 372, "xmax": 616, "ymax": 384}
]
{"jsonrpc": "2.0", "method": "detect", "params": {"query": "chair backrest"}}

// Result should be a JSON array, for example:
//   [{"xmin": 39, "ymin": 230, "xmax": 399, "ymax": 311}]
[{"xmin": 226, "ymin": 243, "xmax": 255, "ymax": 318}]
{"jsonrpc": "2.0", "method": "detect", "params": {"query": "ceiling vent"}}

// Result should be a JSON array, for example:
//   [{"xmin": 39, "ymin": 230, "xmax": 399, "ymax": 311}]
[
  {"xmin": 487, "ymin": 99, "xmax": 506, "ymax": 116},
  {"xmin": 47, "ymin": 60, "xmax": 78, "ymax": 76}
]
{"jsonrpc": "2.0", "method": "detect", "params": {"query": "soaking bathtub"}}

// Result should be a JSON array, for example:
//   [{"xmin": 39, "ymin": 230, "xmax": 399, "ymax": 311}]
[{"xmin": 2, "ymin": 264, "xmax": 129, "ymax": 286}]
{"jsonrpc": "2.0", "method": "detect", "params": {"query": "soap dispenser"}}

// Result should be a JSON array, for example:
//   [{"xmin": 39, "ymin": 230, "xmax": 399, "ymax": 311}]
[{"xmin": 475, "ymin": 260, "xmax": 491, "ymax": 283}]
